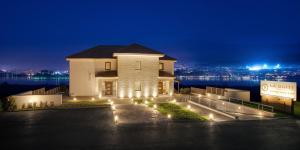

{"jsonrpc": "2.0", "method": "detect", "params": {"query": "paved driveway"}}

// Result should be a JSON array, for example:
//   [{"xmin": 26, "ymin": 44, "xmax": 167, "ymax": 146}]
[{"xmin": 1, "ymin": 109, "xmax": 300, "ymax": 150}]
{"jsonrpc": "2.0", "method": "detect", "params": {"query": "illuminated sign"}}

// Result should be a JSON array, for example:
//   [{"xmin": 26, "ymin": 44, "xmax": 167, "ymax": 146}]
[{"xmin": 260, "ymin": 80, "xmax": 297, "ymax": 100}]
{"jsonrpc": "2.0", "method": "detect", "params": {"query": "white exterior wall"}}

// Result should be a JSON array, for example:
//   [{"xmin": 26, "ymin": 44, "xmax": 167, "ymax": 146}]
[
  {"xmin": 95, "ymin": 59, "xmax": 117, "ymax": 72},
  {"xmin": 117, "ymin": 55, "xmax": 159, "ymax": 98},
  {"xmin": 11, "ymin": 95, "xmax": 62, "ymax": 110},
  {"xmin": 69, "ymin": 60, "xmax": 96, "ymax": 96},
  {"xmin": 159, "ymin": 60, "xmax": 175, "ymax": 75}
]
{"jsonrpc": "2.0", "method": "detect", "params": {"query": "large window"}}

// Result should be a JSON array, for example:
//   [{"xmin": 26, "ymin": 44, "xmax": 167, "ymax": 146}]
[
  {"xmin": 135, "ymin": 81, "xmax": 141, "ymax": 91},
  {"xmin": 159, "ymin": 63, "xmax": 164, "ymax": 70},
  {"xmin": 135, "ymin": 61, "xmax": 141, "ymax": 70},
  {"xmin": 105, "ymin": 62, "xmax": 111, "ymax": 70}
]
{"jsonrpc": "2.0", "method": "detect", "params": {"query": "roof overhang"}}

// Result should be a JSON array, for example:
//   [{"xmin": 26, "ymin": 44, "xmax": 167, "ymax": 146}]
[
  {"xmin": 158, "ymin": 76, "xmax": 175, "ymax": 79},
  {"xmin": 96, "ymin": 77, "xmax": 119, "ymax": 79},
  {"xmin": 113, "ymin": 53, "xmax": 164, "ymax": 57}
]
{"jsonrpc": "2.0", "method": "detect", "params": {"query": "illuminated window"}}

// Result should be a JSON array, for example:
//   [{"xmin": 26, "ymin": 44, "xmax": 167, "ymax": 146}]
[
  {"xmin": 105, "ymin": 62, "xmax": 111, "ymax": 70},
  {"xmin": 135, "ymin": 61, "xmax": 141, "ymax": 70},
  {"xmin": 159, "ymin": 63, "xmax": 164, "ymax": 70},
  {"xmin": 135, "ymin": 81, "xmax": 141, "ymax": 91}
]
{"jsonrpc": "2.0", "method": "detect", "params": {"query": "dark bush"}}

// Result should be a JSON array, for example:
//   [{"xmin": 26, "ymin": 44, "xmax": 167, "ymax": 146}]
[
  {"xmin": 180, "ymin": 88, "xmax": 191, "ymax": 94},
  {"xmin": 4, "ymin": 97, "xmax": 17, "ymax": 111}
]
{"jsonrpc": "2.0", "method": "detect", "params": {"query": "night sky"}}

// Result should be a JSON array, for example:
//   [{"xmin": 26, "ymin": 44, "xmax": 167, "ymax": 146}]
[{"xmin": 1, "ymin": 0, "xmax": 300, "ymax": 70}]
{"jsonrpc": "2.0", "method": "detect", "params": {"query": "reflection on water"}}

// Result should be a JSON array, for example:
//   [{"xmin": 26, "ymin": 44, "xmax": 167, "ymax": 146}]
[
  {"xmin": 0, "ymin": 77, "xmax": 68, "ymax": 85},
  {"xmin": 0, "ymin": 76, "xmax": 299, "ymax": 88}
]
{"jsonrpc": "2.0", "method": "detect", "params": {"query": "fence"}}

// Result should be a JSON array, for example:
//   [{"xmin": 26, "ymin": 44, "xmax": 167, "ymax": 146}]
[{"xmin": 189, "ymin": 95, "xmax": 274, "ymax": 117}]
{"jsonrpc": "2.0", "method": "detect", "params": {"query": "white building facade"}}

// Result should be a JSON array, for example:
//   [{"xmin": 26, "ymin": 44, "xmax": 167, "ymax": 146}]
[{"xmin": 66, "ymin": 44, "xmax": 176, "ymax": 98}]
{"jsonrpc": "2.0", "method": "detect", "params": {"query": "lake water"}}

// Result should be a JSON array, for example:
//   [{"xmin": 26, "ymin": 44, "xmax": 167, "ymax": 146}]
[
  {"xmin": 0, "ymin": 78, "xmax": 69, "ymax": 85},
  {"xmin": 1, "ymin": 77, "xmax": 300, "ymax": 87}
]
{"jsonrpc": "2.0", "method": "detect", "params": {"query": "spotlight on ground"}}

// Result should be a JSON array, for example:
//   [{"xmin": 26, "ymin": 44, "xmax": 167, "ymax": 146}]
[
  {"xmin": 114, "ymin": 115, "xmax": 118, "ymax": 123},
  {"xmin": 187, "ymin": 105, "xmax": 191, "ymax": 109},
  {"xmin": 167, "ymin": 114, "xmax": 172, "ymax": 119},
  {"xmin": 209, "ymin": 113, "xmax": 214, "ymax": 120}
]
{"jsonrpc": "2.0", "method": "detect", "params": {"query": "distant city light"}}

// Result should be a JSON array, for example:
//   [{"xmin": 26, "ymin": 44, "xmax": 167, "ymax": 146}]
[{"xmin": 246, "ymin": 64, "xmax": 281, "ymax": 71}]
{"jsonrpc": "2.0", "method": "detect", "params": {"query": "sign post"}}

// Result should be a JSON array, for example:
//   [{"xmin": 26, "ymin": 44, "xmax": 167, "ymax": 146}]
[{"xmin": 260, "ymin": 80, "xmax": 297, "ymax": 113}]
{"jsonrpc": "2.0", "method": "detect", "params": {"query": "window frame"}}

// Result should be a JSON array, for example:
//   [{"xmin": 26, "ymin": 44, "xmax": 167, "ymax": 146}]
[
  {"xmin": 135, "ymin": 61, "xmax": 141, "ymax": 70},
  {"xmin": 159, "ymin": 63, "xmax": 164, "ymax": 70},
  {"xmin": 105, "ymin": 62, "xmax": 111, "ymax": 70}
]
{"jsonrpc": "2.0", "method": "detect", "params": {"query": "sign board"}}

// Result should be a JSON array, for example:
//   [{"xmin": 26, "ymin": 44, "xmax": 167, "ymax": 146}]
[{"xmin": 260, "ymin": 80, "xmax": 297, "ymax": 100}]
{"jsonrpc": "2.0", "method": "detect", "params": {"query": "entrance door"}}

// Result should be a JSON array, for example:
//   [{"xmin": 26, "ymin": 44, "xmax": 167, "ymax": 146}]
[
  {"xmin": 158, "ymin": 81, "xmax": 164, "ymax": 94},
  {"xmin": 105, "ymin": 81, "xmax": 113, "ymax": 96},
  {"xmin": 158, "ymin": 81, "xmax": 169, "ymax": 95}
]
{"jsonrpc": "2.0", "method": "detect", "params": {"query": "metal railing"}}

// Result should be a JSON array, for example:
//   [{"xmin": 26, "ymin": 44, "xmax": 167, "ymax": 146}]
[{"xmin": 228, "ymin": 98, "xmax": 274, "ymax": 112}]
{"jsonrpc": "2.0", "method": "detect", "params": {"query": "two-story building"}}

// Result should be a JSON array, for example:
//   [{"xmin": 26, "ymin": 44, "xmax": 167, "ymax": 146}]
[{"xmin": 66, "ymin": 44, "xmax": 176, "ymax": 98}]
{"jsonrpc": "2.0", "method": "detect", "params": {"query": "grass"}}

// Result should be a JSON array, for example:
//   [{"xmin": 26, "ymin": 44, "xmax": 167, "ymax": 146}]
[
  {"xmin": 294, "ymin": 101, "xmax": 300, "ymax": 117},
  {"xmin": 154, "ymin": 103, "xmax": 208, "ymax": 121}
]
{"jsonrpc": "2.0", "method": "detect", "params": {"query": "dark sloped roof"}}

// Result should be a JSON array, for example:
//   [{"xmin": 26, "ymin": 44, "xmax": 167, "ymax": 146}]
[
  {"xmin": 95, "ymin": 71, "xmax": 118, "ymax": 77},
  {"xmin": 159, "ymin": 71, "xmax": 175, "ymax": 77},
  {"xmin": 66, "ymin": 43, "xmax": 176, "ymax": 61}
]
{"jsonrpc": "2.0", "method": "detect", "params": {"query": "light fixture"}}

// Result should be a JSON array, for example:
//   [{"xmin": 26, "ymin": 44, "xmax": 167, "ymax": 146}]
[
  {"xmin": 91, "ymin": 97, "xmax": 95, "ymax": 101},
  {"xmin": 114, "ymin": 115, "xmax": 118, "ymax": 123},
  {"xmin": 153, "ymin": 104, "xmax": 157, "ymax": 109},
  {"xmin": 209, "ymin": 113, "xmax": 214, "ymax": 120},
  {"xmin": 73, "ymin": 97, "xmax": 77, "ymax": 101},
  {"xmin": 167, "ymin": 114, "xmax": 171, "ymax": 119},
  {"xmin": 111, "ymin": 105, "xmax": 116, "ymax": 110},
  {"xmin": 187, "ymin": 105, "xmax": 191, "ymax": 109}
]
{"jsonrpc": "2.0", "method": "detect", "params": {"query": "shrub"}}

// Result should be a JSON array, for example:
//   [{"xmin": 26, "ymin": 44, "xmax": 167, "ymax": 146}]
[
  {"xmin": 0, "ymin": 99, "xmax": 3, "ymax": 112},
  {"xmin": 180, "ymin": 88, "xmax": 191, "ymax": 94},
  {"xmin": 4, "ymin": 97, "xmax": 17, "ymax": 112}
]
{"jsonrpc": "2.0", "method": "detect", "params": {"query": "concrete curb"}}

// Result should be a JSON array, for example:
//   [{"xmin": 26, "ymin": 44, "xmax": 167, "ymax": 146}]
[{"xmin": 188, "ymin": 100, "xmax": 237, "ymax": 120}]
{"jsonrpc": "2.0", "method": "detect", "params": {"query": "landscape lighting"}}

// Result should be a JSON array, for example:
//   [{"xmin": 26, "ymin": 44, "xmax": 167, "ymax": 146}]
[
  {"xmin": 209, "ymin": 113, "xmax": 214, "ymax": 120},
  {"xmin": 167, "ymin": 114, "xmax": 172, "ymax": 119}
]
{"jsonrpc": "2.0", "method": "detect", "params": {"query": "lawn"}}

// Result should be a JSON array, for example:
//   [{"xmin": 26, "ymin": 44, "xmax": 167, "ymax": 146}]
[
  {"xmin": 154, "ymin": 103, "xmax": 208, "ymax": 121},
  {"xmin": 294, "ymin": 101, "xmax": 300, "ymax": 117}
]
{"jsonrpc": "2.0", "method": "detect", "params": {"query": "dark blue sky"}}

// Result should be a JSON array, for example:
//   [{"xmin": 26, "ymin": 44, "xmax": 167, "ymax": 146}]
[{"xmin": 1, "ymin": 0, "xmax": 300, "ymax": 70}]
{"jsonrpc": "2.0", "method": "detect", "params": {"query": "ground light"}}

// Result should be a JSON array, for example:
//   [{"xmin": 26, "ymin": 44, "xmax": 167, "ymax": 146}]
[
  {"xmin": 153, "ymin": 104, "xmax": 157, "ymax": 109},
  {"xmin": 209, "ymin": 113, "xmax": 214, "ymax": 120},
  {"xmin": 167, "ymin": 114, "xmax": 172, "ymax": 119},
  {"xmin": 145, "ymin": 100, "xmax": 148, "ymax": 105},
  {"xmin": 198, "ymin": 94, "xmax": 202, "ymax": 98},
  {"xmin": 172, "ymin": 99, "xmax": 176, "ymax": 103},
  {"xmin": 187, "ymin": 105, "xmax": 191, "ymax": 109},
  {"xmin": 238, "ymin": 106, "xmax": 241, "ymax": 110},
  {"xmin": 91, "ymin": 97, "xmax": 95, "ymax": 101},
  {"xmin": 111, "ymin": 105, "xmax": 116, "ymax": 110},
  {"xmin": 258, "ymin": 112, "xmax": 263, "ymax": 117},
  {"xmin": 114, "ymin": 115, "xmax": 118, "ymax": 123},
  {"xmin": 134, "ymin": 102, "xmax": 137, "ymax": 105},
  {"xmin": 73, "ymin": 97, "xmax": 77, "ymax": 101}
]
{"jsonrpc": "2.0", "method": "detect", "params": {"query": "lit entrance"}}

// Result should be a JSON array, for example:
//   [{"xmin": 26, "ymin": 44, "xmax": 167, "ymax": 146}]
[
  {"xmin": 105, "ymin": 81, "xmax": 113, "ymax": 96},
  {"xmin": 158, "ymin": 81, "xmax": 169, "ymax": 95}
]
